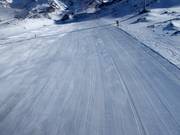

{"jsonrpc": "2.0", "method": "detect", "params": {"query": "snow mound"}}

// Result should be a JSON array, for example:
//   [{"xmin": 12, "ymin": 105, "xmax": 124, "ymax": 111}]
[
  {"xmin": 132, "ymin": 16, "xmax": 150, "ymax": 24},
  {"xmin": 163, "ymin": 20, "xmax": 180, "ymax": 31},
  {"xmin": 172, "ymin": 30, "xmax": 180, "ymax": 36},
  {"xmin": 161, "ymin": 10, "xmax": 177, "ymax": 15}
]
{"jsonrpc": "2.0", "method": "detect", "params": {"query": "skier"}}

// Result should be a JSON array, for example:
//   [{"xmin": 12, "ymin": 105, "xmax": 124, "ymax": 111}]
[{"xmin": 115, "ymin": 20, "xmax": 119, "ymax": 27}]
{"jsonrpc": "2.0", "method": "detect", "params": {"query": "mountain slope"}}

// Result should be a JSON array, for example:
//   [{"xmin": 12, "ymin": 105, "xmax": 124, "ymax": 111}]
[{"xmin": 0, "ymin": 0, "xmax": 124, "ymax": 11}]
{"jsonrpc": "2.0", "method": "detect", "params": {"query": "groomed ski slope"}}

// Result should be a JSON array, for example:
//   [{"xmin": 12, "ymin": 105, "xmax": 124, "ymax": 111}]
[{"xmin": 0, "ymin": 19, "xmax": 180, "ymax": 135}]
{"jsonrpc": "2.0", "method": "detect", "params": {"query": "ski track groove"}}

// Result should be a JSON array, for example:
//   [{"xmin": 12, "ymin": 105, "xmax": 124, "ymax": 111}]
[
  {"xmin": 106, "ymin": 26, "xmax": 180, "ymax": 135},
  {"xmin": 94, "ymin": 30, "xmax": 148, "ymax": 135}
]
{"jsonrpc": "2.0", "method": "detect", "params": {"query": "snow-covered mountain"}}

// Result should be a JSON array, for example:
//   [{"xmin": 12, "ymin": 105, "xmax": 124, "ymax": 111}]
[
  {"xmin": 0, "ymin": 0, "xmax": 65, "ymax": 10},
  {"xmin": 1, "ymin": 0, "xmax": 180, "ymax": 11},
  {"xmin": 0, "ymin": 0, "xmax": 123, "ymax": 19},
  {"xmin": 1, "ymin": 0, "xmax": 179, "ymax": 20},
  {"xmin": 0, "ymin": 0, "xmax": 116, "ymax": 10}
]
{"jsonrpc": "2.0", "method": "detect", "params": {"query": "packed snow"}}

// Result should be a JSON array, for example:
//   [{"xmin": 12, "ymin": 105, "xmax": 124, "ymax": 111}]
[
  {"xmin": 100, "ymin": 0, "xmax": 180, "ymax": 68},
  {"xmin": 119, "ymin": 6, "xmax": 180, "ymax": 68},
  {"xmin": 0, "ymin": 0, "xmax": 180, "ymax": 135}
]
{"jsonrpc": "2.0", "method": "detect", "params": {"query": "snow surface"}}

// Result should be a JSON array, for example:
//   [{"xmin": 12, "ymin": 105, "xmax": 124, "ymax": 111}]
[
  {"xmin": 0, "ymin": 17, "xmax": 180, "ymax": 135},
  {"xmin": 101, "ymin": 0, "xmax": 180, "ymax": 68},
  {"xmin": 0, "ymin": 0, "xmax": 180, "ymax": 135},
  {"xmin": 0, "ymin": 7, "xmax": 17, "ymax": 20},
  {"xmin": 119, "ymin": 7, "xmax": 180, "ymax": 68}
]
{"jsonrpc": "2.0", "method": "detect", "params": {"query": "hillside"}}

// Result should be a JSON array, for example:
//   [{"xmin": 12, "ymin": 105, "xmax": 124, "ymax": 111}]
[{"xmin": 0, "ymin": 0, "xmax": 180, "ymax": 135}]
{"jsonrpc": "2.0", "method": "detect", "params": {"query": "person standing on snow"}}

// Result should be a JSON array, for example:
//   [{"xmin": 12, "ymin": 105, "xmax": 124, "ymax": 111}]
[{"xmin": 115, "ymin": 20, "xmax": 119, "ymax": 27}]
